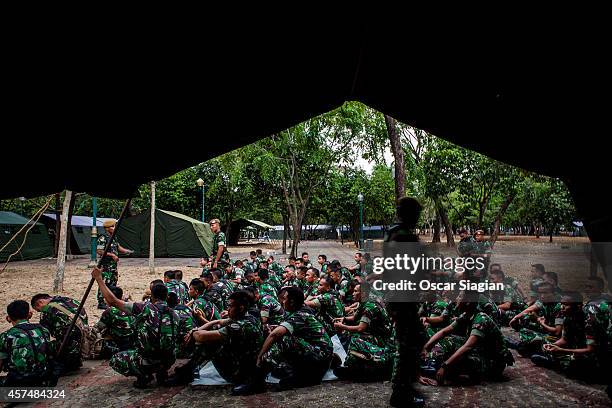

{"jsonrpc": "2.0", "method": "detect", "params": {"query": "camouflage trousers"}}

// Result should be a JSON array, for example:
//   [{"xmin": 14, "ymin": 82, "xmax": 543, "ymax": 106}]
[
  {"xmin": 192, "ymin": 342, "xmax": 258, "ymax": 384},
  {"xmin": 518, "ymin": 328, "xmax": 559, "ymax": 356},
  {"xmin": 264, "ymin": 335, "xmax": 332, "ymax": 376},
  {"xmin": 110, "ymin": 349, "xmax": 175, "ymax": 378},
  {"xmin": 387, "ymin": 302, "xmax": 424, "ymax": 388},
  {"xmin": 543, "ymin": 351, "xmax": 599, "ymax": 375},
  {"xmin": 427, "ymin": 339, "xmax": 510, "ymax": 378},
  {"xmin": 345, "ymin": 333, "xmax": 395, "ymax": 372},
  {"xmin": 499, "ymin": 309, "xmax": 521, "ymax": 326},
  {"xmin": 97, "ymin": 268, "xmax": 118, "ymax": 306},
  {"xmin": 101, "ymin": 336, "xmax": 134, "ymax": 358}
]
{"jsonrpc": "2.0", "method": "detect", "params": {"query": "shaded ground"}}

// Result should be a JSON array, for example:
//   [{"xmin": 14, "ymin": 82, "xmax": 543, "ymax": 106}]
[{"xmin": 1, "ymin": 238, "xmax": 609, "ymax": 407}]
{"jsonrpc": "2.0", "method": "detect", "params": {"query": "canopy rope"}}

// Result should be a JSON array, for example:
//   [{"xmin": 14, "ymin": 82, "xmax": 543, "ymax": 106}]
[{"xmin": 0, "ymin": 195, "xmax": 54, "ymax": 274}]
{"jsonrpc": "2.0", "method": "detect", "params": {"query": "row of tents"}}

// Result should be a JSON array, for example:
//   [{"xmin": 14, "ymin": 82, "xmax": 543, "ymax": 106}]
[{"xmin": 1, "ymin": 210, "xmax": 277, "ymax": 262}]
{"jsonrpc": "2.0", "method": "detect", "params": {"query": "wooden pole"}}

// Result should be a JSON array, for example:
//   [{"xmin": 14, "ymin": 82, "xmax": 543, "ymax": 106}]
[
  {"xmin": 54, "ymin": 193, "xmax": 60, "ymax": 257},
  {"xmin": 149, "ymin": 181, "xmax": 155, "ymax": 274},
  {"xmin": 57, "ymin": 198, "xmax": 132, "ymax": 358},
  {"xmin": 53, "ymin": 190, "xmax": 72, "ymax": 292}
]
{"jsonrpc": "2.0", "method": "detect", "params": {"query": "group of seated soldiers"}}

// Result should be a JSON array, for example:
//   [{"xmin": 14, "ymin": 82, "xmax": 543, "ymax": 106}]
[{"xmin": 1, "ymin": 249, "xmax": 610, "ymax": 398}]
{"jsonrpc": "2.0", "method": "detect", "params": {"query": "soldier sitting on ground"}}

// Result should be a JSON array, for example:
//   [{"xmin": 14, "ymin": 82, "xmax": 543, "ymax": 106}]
[
  {"xmin": 95, "ymin": 286, "xmax": 135, "ymax": 357},
  {"xmin": 421, "ymin": 290, "xmax": 514, "ymax": 385},
  {"xmin": 303, "ymin": 267, "xmax": 320, "ymax": 299},
  {"xmin": 31, "ymin": 293, "xmax": 88, "ymax": 374},
  {"xmin": 188, "ymin": 278, "xmax": 220, "ymax": 325},
  {"xmin": 304, "ymin": 276, "xmax": 344, "ymax": 338},
  {"xmin": 333, "ymin": 282, "xmax": 395, "ymax": 381},
  {"xmin": 527, "ymin": 264, "xmax": 546, "ymax": 305},
  {"xmin": 489, "ymin": 269, "xmax": 526, "ymax": 326},
  {"xmin": 256, "ymin": 286, "xmax": 333, "ymax": 390},
  {"xmin": 530, "ymin": 291, "xmax": 595, "ymax": 376},
  {"xmin": 171, "ymin": 291, "xmax": 265, "ymax": 396},
  {"xmin": 508, "ymin": 282, "xmax": 563, "ymax": 357},
  {"xmin": 164, "ymin": 270, "xmax": 189, "ymax": 305},
  {"xmin": 0, "ymin": 300, "xmax": 56, "ymax": 386},
  {"xmin": 174, "ymin": 270, "xmax": 190, "ymax": 298},
  {"xmin": 93, "ymin": 267, "xmax": 179, "ymax": 388},
  {"xmin": 167, "ymin": 292, "xmax": 195, "ymax": 359}
]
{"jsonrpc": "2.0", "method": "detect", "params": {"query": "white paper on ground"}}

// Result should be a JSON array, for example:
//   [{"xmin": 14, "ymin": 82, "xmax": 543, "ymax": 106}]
[{"xmin": 191, "ymin": 335, "xmax": 348, "ymax": 386}]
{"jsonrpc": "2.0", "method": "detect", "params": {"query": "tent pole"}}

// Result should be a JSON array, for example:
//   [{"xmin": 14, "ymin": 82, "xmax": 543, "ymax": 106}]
[{"xmin": 149, "ymin": 181, "xmax": 155, "ymax": 274}]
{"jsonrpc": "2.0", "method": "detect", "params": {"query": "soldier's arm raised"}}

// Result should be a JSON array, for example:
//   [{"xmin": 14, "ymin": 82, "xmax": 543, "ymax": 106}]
[{"xmin": 92, "ymin": 267, "xmax": 129, "ymax": 313}]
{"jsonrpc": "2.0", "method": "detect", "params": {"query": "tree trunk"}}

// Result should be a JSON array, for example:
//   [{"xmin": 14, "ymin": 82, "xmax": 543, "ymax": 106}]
[
  {"xmin": 490, "ymin": 194, "xmax": 514, "ymax": 246},
  {"xmin": 385, "ymin": 115, "xmax": 405, "ymax": 202},
  {"xmin": 281, "ymin": 212, "xmax": 289, "ymax": 254},
  {"xmin": 432, "ymin": 212, "xmax": 441, "ymax": 243},
  {"xmin": 149, "ymin": 181, "xmax": 155, "ymax": 274},
  {"xmin": 549, "ymin": 225, "xmax": 554, "ymax": 243},
  {"xmin": 434, "ymin": 198, "xmax": 455, "ymax": 247},
  {"xmin": 291, "ymin": 221, "xmax": 301, "ymax": 257},
  {"xmin": 53, "ymin": 190, "xmax": 72, "ymax": 292}
]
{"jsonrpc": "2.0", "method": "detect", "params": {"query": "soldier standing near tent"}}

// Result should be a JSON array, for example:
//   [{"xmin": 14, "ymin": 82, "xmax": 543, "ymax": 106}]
[
  {"xmin": 209, "ymin": 218, "xmax": 229, "ymax": 268},
  {"xmin": 97, "ymin": 220, "xmax": 133, "ymax": 309}
]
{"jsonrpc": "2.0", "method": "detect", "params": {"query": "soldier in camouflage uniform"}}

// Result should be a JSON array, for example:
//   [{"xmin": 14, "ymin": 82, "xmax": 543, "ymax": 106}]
[
  {"xmin": 489, "ymin": 269, "xmax": 526, "ymax": 325},
  {"xmin": 333, "ymin": 282, "xmax": 395, "ymax": 380},
  {"xmin": 317, "ymin": 254, "xmax": 330, "ymax": 278},
  {"xmin": 31, "ymin": 293, "xmax": 88, "ymax": 374},
  {"xmin": 253, "ymin": 286, "xmax": 285, "ymax": 328},
  {"xmin": 93, "ymin": 267, "xmax": 179, "ymax": 388},
  {"xmin": 164, "ymin": 270, "xmax": 190, "ymax": 305},
  {"xmin": 471, "ymin": 230, "xmax": 492, "ymax": 281},
  {"xmin": 95, "ymin": 286, "xmax": 135, "ymax": 357},
  {"xmin": 188, "ymin": 278, "xmax": 221, "ymax": 324},
  {"xmin": 509, "ymin": 282, "xmax": 562, "ymax": 357},
  {"xmin": 282, "ymin": 265, "xmax": 300, "ymax": 288},
  {"xmin": 252, "ymin": 268, "xmax": 276, "ymax": 299},
  {"xmin": 267, "ymin": 256, "xmax": 285, "ymax": 278},
  {"xmin": 260, "ymin": 260, "xmax": 283, "ymax": 292},
  {"xmin": 580, "ymin": 277, "xmax": 611, "ymax": 374},
  {"xmin": 457, "ymin": 228, "xmax": 475, "ymax": 257},
  {"xmin": 419, "ymin": 291, "xmax": 449, "ymax": 337},
  {"xmin": 422, "ymin": 290, "xmax": 514, "ymax": 384},
  {"xmin": 172, "ymin": 291, "xmax": 266, "ymax": 395},
  {"xmin": 257, "ymin": 286, "xmax": 333, "ymax": 390},
  {"xmin": 305, "ymin": 277, "xmax": 344, "ymax": 336},
  {"xmin": 96, "ymin": 219, "xmax": 133, "ymax": 309},
  {"xmin": 201, "ymin": 268, "xmax": 234, "ymax": 312},
  {"xmin": 167, "ymin": 292, "xmax": 195, "ymax": 358},
  {"xmin": 0, "ymin": 300, "xmax": 55, "ymax": 386},
  {"xmin": 527, "ymin": 263, "xmax": 546, "ymax": 305},
  {"xmin": 209, "ymin": 218, "xmax": 229, "ymax": 268},
  {"xmin": 303, "ymin": 268, "xmax": 320, "ymax": 299},
  {"xmin": 382, "ymin": 197, "xmax": 427, "ymax": 407}
]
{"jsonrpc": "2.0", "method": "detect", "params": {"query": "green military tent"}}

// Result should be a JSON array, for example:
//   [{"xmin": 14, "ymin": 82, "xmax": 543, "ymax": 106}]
[
  {"xmin": 115, "ymin": 209, "xmax": 213, "ymax": 257},
  {"xmin": 0, "ymin": 211, "xmax": 53, "ymax": 262}
]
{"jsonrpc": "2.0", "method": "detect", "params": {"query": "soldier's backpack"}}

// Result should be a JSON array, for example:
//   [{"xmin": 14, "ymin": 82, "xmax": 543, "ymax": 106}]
[
  {"xmin": 48, "ymin": 302, "xmax": 104, "ymax": 360},
  {"xmin": 138, "ymin": 302, "xmax": 178, "ymax": 361}
]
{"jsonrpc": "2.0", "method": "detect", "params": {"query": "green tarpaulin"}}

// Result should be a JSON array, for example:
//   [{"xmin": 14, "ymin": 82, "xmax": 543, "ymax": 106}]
[
  {"xmin": 0, "ymin": 211, "xmax": 53, "ymax": 262},
  {"xmin": 116, "ymin": 209, "xmax": 213, "ymax": 258}
]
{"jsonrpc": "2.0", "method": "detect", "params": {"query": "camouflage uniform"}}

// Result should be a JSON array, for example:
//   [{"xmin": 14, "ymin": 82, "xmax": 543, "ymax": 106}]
[
  {"xmin": 195, "ymin": 317, "xmax": 264, "ymax": 384},
  {"xmin": 165, "ymin": 280, "xmax": 190, "ymax": 304},
  {"xmin": 264, "ymin": 306, "xmax": 333, "ymax": 378},
  {"xmin": 583, "ymin": 297, "xmax": 610, "ymax": 371},
  {"xmin": 529, "ymin": 277, "xmax": 545, "ymax": 301},
  {"xmin": 303, "ymin": 281, "xmax": 319, "ymax": 299},
  {"xmin": 95, "ymin": 306, "xmax": 135, "ymax": 356},
  {"xmin": 309, "ymin": 292, "xmax": 344, "ymax": 335},
  {"xmin": 258, "ymin": 294, "xmax": 285, "ymax": 325},
  {"xmin": 0, "ymin": 321, "xmax": 55, "ymax": 386},
  {"xmin": 268, "ymin": 273, "xmax": 283, "ymax": 292},
  {"xmin": 109, "ymin": 301, "xmax": 179, "ymax": 379},
  {"xmin": 432, "ymin": 311, "xmax": 513, "ymax": 378},
  {"xmin": 40, "ymin": 296, "xmax": 88, "ymax": 372},
  {"xmin": 205, "ymin": 280, "xmax": 235, "ymax": 311},
  {"xmin": 419, "ymin": 298, "xmax": 449, "ymax": 337},
  {"xmin": 193, "ymin": 296, "xmax": 221, "ymax": 323},
  {"xmin": 211, "ymin": 231, "xmax": 230, "ymax": 263},
  {"xmin": 457, "ymin": 235, "xmax": 475, "ymax": 257},
  {"xmin": 257, "ymin": 281, "xmax": 277, "ymax": 299},
  {"xmin": 344, "ymin": 300, "xmax": 395, "ymax": 373},
  {"xmin": 96, "ymin": 233, "xmax": 121, "ymax": 306},
  {"xmin": 173, "ymin": 305, "xmax": 195, "ymax": 358},
  {"xmin": 515, "ymin": 300, "xmax": 562, "ymax": 354},
  {"xmin": 383, "ymin": 224, "xmax": 426, "ymax": 391},
  {"xmin": 490, "ymin": 283, "xmax": 526, "ymax": 326},
  {"xmin": 476, "ymin": 293, "xmax": 502, "ymax": 325},
  {"xmin": 283, "ymin": 278, "xmax": 300, "ymax": 288}
]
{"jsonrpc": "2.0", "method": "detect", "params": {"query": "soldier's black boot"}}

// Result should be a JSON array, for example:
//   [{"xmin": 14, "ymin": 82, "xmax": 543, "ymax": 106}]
[
  {"xmin": 133, "ymin": 373, "xmax": 154, "ymax": 389},
  {"xmin": 165, "ymin": 362, "xmax": 196, "ymax": 386},
  {"xmin": 389, "ymin": 385, "xmax": 425, "ymax": 408},
  {"xmin": 231, "ymin": 367, "xmax": 267, "ymax": 396},
  {"xmin": 530, "ymin": 354, "xmax": 554, "ymax": 368}
]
